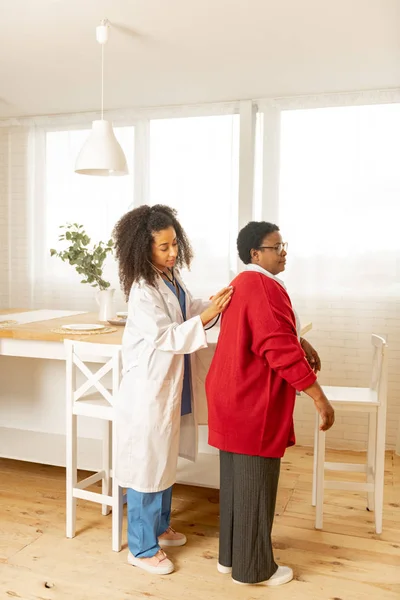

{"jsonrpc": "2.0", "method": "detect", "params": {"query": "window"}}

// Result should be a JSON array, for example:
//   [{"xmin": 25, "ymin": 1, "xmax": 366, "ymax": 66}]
[
  {"xmin": 279, "ymin": 104, "xmax": 400, "ymax": 294},
  {"xmin": 149, "ymin": 115, "xmax": 239, "ymax": 296},
  {"xmin": 41, "ymin": 115, "xmax": 239, "ymax": 307},
  {"xmin": 41, "ymin": 126, "xmax": 134, "ymax": 307},
  {"xmin": 40, "ymin": 113, "xmax": 241, "ymax": 307},
  {"xmin": 46, "ymin": 126, "xmax": 134, "ymax": 252}
]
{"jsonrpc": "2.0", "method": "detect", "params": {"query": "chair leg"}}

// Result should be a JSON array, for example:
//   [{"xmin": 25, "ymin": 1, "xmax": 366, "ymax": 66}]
[
  {"xmin": 111, "ymin": 421, "xmax": 123, "ymax": 552},
  {"xmin": 367, "ymin": 412, "xmax": 377, "ymax": 511},
  {"xmin": 374, "ymin": 406, "xmax": 386, "ymax": 534},
  {"xmin": 315, "ymin": 426, "xmax": 326, "ymax": 530},
  {"xmin": 66, "ymin": 413, "xmax": 77, "ymax": 538},
  {"xmin": 312, "ymin": 411, "xmax": 319, "ymax": 507},
  {"xmin": 112, "ymin": 480, "xmax": 124, "ymax": 552},
  {"xmin": 102, "ymin": 420, "xmax": 112, "ymax": 516}
]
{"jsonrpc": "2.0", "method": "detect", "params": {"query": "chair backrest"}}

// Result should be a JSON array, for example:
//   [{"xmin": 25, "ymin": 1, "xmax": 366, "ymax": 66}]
[
  {"xmin": 370, "ymin": 334, "xmax": 388, "ymax": 406},
  {"xmin": 64, "ymin": 340, "xmax": 122, "ymax": 407}
]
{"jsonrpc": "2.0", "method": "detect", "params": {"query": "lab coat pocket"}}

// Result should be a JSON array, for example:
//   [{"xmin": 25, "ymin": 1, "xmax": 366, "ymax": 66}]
[{"xmin": 131, "ymin": 378, "xmax": 175, "ymax": 434}]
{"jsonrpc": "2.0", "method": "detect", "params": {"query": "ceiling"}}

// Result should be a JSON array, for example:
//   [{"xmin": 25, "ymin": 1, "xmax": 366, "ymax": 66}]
[{"xmin": 1, "ymin": 0, "xmax": 399, "ymax": 118}]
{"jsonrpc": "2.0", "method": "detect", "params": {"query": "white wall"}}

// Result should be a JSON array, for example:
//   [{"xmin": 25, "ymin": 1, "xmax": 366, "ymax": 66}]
[
  {"xmin": 0, "ymin": 127, "xmax": 32, "ymax": 310},
  {"xmin": 0, "ymin": 129, "xmax": 8, "ymax": 307}
]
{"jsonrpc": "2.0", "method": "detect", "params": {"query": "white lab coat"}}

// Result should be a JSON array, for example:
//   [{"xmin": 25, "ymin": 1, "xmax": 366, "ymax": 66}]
[{"xmin": 114, "ymin": 272, "xmax": 210, "ymax": 493}]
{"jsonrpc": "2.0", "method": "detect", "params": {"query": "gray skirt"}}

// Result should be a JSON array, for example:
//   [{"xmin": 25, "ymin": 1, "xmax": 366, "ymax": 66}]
[{"xmin": 219, "ymin": 451, "xmax": 281, "ymax": 584}]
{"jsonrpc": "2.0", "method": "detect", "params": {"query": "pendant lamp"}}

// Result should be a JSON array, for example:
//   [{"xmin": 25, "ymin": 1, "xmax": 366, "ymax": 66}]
[{"xmin": 75, "ymin": 19, "xmax": 128, "ymax": 176}]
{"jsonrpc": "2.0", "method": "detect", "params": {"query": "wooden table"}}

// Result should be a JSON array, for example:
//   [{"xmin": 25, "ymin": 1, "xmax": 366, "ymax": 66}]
[{"xmin": 0, "ymin": 309, "xmax": 123, "ymax": 359}]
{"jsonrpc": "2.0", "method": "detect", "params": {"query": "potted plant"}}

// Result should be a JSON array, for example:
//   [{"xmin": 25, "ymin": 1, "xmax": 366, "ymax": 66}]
[{"xmin": 50, "ymin": 223, "xmax": 115, "ymax": 320}]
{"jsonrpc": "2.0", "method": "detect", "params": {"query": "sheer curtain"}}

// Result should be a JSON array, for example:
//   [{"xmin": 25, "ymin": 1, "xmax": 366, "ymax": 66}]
[
  {"xmin": 280, "ymin": 104, "xmax": 400, "ymax": 297},
  {"xmin": 149, "ymin": 115, "xmax": 239, "ymax": 297},
  {"xmin": 35, "ymin": 126, "xmax": 135, "ymax": 310},
  {"xmin": 278, "ymin": 103, "xmax": 400, "ymax": 449}
]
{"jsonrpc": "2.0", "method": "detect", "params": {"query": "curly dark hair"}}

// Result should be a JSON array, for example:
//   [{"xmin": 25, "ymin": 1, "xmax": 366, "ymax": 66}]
[
  {"xmin": 113, "ymin": 204, "xmax": 194, "ymax": 299},
  {"xmin": 237, "ymin": 221, "xmax": 280, "ymax": 264}
]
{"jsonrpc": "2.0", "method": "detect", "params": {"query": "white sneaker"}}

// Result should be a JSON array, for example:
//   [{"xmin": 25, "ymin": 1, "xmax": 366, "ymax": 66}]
[
  {"xmin": 217, "ymin": 563, "xmax": 232, "ymax": 574},
  {"xmin": 264, "ymin": 566, "xmax": 293, "ymax": 586},
  {"xmin": 127, "ymin": 550, "xmax": 174, "ymax": 575},
  {"xmin": 233, "ymin": 565, "xmax": 293, "ymax": 586},
  {"xmin": 158, "ymin": 526, "xmax": 187, "ymax": 548}
]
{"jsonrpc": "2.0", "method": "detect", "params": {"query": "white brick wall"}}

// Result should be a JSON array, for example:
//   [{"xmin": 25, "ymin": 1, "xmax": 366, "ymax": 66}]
[
  {"xmin": 293, "ymin": 295, "xmax": 400, "ymax": 451},
  {"xmin": 9, "ymin": 128, "xmax": 32, "ymax": 309},
  {"xmin": 0, "ymin": 127, "xmax": 31, "ymax": 309},
  {"xmin": 0, "ymin": 129, "xmax": 8, "ymax": 308},
  {"xmin": 0, "ymin": 129, "xmax": 9, "ymax": 308}
]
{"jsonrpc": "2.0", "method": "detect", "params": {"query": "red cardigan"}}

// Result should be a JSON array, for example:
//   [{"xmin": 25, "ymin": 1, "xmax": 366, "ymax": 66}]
[{"xmin": 206, "ymin": 271, "xmax": 317, "ymax": 458}]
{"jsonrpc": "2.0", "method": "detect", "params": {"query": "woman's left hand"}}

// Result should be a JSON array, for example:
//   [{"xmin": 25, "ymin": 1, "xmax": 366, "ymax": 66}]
[{"xmin": 301, "ymin": 338, "xmax": 321, "ymax": 373}]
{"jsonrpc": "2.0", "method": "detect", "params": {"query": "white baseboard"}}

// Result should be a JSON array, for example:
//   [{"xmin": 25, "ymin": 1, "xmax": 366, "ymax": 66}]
[
  {"xmin": 0, "ymin": 426, "xmax": 218, "ymax": 469},
  {"xmin": 177, "ymin": 454, "xmax": 219, "ymax": 489},
  {"xmin": 0, "ymin": 427, "xmax": 221, "ymax": 488},
  {"xmin": 0, "ymin": 427, "xmax": 102, "ymax": 471}
]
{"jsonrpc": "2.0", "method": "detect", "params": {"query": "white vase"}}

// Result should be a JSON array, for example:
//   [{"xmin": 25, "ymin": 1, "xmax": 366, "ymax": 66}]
[{"xmin": 96, "ymin": 288, "xmax": 115, "ymax": 321}]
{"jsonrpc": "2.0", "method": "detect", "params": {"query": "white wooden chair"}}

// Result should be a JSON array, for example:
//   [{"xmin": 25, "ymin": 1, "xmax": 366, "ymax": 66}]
[
  {"xmin": 312, "ymin": 334, "xmax": 388, "ymax": 534},
  {"xmin": 65, "ymin": 339, "xmax": 124, "ymax": 551}
]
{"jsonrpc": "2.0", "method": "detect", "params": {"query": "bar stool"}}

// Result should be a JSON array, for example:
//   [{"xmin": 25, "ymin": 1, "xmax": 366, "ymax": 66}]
[
  {"xmin": 312, "ymin": 334, "xmax": 388, "ymax": 534},
  {"xmin": 65, "ymin": 339, "xmax": 124, "ymax": 551}
]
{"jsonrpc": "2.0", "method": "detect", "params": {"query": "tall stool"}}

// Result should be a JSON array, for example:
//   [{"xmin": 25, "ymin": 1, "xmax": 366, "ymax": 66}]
[
  {"xmin": 312, "ymin": 334, "xmax": 388, "ymax": 534},
  {"xmin": 65, "ymin": 339, "xmax": 124, "ymax": 551}
]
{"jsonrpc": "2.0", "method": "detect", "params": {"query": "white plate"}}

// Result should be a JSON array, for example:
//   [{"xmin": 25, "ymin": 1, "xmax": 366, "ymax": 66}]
[
  {"xmin": 116, "ymin": 311, "xmax": 128, "ymax": 318},
  {"xmin": 61, "ymin": 323, "xmax": 105, "ymax": 331}
]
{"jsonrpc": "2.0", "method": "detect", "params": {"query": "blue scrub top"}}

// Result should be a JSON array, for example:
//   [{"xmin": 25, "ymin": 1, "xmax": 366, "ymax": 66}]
[{"xmin": 163, "ymin": 279, "xmax": 192, "ymax": 416}]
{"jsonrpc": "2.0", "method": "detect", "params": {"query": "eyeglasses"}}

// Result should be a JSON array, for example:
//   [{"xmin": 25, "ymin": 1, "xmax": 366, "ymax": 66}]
[{"xmin": 258, "ymin": 242, "xmax": 288, "ymax": 255}]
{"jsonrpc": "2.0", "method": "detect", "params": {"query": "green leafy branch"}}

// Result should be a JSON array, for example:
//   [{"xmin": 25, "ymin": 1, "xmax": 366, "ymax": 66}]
[{"xmin": 50, "ymin": 223, "xmax": 114, "ymax": 291}]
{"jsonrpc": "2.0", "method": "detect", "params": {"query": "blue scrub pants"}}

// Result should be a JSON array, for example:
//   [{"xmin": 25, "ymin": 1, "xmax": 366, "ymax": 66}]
[{"xmin": 127, "ymin": 486, "xmax": 173, "ymax": 557}]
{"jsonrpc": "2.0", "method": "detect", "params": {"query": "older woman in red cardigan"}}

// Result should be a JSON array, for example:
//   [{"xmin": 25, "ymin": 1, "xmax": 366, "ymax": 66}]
[{"xmin": 206, "ymin": 221, "xmax": 334, "ymax": 587}]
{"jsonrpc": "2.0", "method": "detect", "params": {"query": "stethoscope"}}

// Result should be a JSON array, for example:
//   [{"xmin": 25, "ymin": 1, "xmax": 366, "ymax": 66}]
[{"xmin": 150, "ymin": 263, "xmax": 220, "ymax": 331}]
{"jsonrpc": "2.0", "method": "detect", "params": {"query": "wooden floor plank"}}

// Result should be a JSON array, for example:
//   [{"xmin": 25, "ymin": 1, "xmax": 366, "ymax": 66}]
[{"xmin": 1, "ymin": 446, "xmax": 399, "ymax": 600}]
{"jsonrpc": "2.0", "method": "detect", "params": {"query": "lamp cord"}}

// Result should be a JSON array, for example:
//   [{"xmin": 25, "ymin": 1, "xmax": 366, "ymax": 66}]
[{"xmin": 101, "ymin": 42, "xmax": 104, "ymax": 120}]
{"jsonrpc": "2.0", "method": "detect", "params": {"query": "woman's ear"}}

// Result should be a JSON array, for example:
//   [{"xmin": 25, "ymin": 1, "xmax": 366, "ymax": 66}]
[{"xmin": 250, "ymin": 248, "xmax": 258, "ymax": 262}]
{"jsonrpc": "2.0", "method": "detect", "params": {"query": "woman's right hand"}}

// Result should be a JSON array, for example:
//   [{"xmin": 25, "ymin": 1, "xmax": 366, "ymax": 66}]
[
  {"xmin": 314, "ymin": 396, "xmax": 335, "ymax": 431},
  {"xmin": 303, "ymin": 381, "xmax": 335, "ymax": 431},
  {"xmin": 200, "ymin": 286, "xmax": 233, "ymax": 326}
]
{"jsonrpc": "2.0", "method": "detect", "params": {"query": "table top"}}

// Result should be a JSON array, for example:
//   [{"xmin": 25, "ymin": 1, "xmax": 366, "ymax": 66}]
[
  {"xmin": 0, "ymin": 309, "xmax": 312, "ymax": 345},
  {"xmin": 0, "ymin": 309, "xmax": 124, "ymax": 344}
]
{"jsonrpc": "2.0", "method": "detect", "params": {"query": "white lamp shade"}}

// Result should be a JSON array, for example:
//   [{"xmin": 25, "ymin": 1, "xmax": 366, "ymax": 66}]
[{"xmin": 75, "ymin": 119, "xmax": 128, "ymax": 176}]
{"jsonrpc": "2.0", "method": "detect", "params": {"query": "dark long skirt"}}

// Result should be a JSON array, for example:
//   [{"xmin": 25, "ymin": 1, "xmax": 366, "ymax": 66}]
[{"xmin": 219, "ymin": 450, "xmax": 281, "ymax": 584}]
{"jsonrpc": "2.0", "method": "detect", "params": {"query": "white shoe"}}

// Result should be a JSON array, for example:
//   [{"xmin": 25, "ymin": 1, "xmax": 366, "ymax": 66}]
[
  {"xmin": 158, "ymin": 526, "xmax": 187, "ymax": 548},
  {"xmin": 128, "ymin": 550, "xmax": 174, "ymax": 575},
  {"xmin": 217, "ymin": 563, "xmax": 232, "ymax": 574},
  {"xmin": 233, "ymin": 565, "xmax": 293, "ymax": 586},
  {"xmin": 264, "ymin": 566, "xmax": 293, "ymax": 586}
]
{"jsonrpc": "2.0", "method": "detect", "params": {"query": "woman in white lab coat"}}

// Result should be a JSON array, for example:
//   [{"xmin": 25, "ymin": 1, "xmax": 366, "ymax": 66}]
[{"xmin": 113, "ymin": 204, "xmax": 232, "ymax": 576}]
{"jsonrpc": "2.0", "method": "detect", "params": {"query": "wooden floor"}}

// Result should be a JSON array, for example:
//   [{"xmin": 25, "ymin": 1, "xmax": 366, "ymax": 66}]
[{"xmin": 0, "ymin": 447, "xmax": 399, "ymax": 600}]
